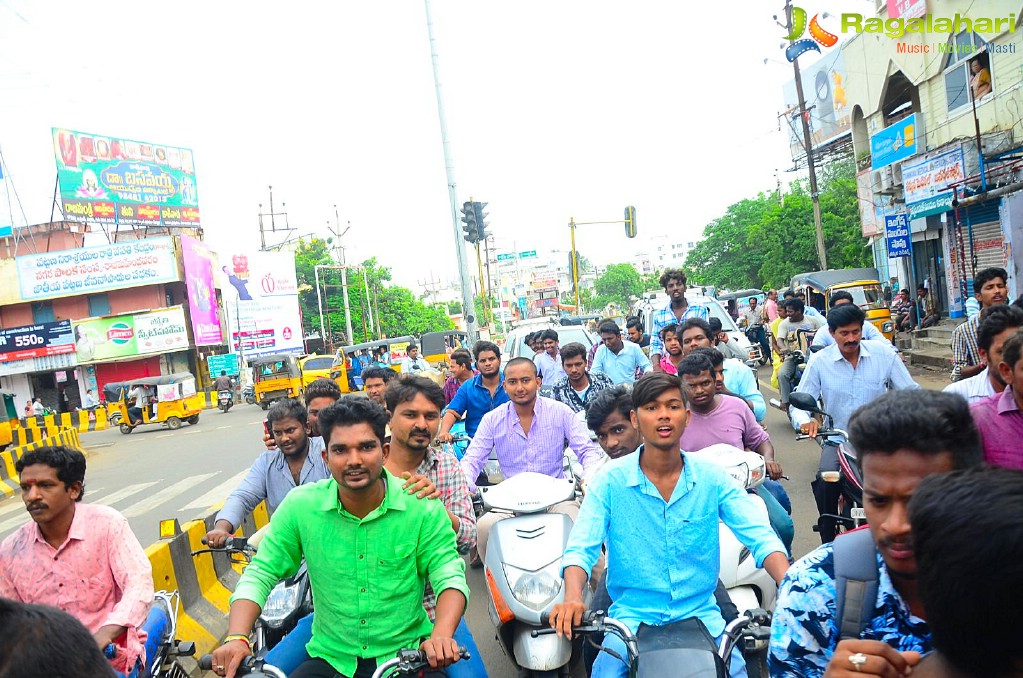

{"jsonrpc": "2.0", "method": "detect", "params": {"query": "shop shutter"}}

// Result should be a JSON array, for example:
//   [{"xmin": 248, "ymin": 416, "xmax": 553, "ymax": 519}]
[
  {"xmin": 969, "ymin": 220, "xmax": 1006, "ymax": 272},
  {"xmin": 94, "ymin": 356, "xmax": 161, "ymax": 392}
]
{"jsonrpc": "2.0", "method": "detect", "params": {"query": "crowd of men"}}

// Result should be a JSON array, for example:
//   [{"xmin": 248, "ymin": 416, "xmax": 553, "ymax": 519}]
[{"xmin": 3, "ymin": 265, "xmax": 1023, "ymax": 678}]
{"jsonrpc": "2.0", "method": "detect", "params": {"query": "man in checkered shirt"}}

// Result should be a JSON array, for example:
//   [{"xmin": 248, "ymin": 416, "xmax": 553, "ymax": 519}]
[
  {"xmin": 649, "ymin": 268, "xmax": 709, "ymax": 372},
  {"xmin": 952, "ymin": 267, "xmax": 1008, "ymax": 380}
]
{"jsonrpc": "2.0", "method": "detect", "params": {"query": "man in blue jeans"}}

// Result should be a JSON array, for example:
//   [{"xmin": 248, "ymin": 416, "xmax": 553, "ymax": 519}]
[{"xmin": 550, "ymin": 373, "xmax": 788, "ymax": 677}]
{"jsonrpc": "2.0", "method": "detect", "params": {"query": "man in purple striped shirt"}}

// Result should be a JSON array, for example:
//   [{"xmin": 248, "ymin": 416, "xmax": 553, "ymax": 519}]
[{"xmin": 461, "ymin": 357, "xmax": 604, "ymax": 557}]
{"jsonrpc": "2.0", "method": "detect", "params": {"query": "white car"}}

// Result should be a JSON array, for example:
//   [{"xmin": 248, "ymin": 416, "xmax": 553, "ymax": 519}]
[{"xmin": 501, "ymin": 323, "xmax": 600, "ymax": 367}]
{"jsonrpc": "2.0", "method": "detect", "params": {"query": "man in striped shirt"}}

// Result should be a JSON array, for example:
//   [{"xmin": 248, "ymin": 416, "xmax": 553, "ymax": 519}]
[{"xmin": 649, "ymin": 269, "xmax": 710, "ymax": 373}]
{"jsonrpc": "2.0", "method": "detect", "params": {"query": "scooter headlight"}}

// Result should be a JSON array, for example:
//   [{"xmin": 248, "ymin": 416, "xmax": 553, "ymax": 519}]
[
  {"xmin": 262, "ymin": 582, "xmax": 301, "ymax": 628},
  {"xmin": 725, "ymin": 462, "xmax": 750, "ymax": 488},
  {"xmin": 504, "ymin": 562, "xmax": 562, "ymax": 611},
  {"xmin": 882, "ymin": 321, "xmax": 894, "ymax": 333},
  {"xmin": 483, "ymin": 460, "xmax": 504, "ymax": 485}
]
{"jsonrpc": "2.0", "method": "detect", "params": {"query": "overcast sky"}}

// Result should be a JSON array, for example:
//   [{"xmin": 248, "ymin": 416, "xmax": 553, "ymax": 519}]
[{"xmin": 0, "ymin": 0, "xmax": 862, "ymax": 290}]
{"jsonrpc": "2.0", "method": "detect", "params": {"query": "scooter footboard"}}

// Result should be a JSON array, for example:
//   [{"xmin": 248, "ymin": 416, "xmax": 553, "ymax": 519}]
[{"xmin": 511, "ymin": 622, "xmax": 574, "ymax": 671}]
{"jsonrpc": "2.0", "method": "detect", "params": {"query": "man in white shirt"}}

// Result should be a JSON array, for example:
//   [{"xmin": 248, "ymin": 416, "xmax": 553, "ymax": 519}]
[
  {"xmin": 400, "ymin": 344, "xmax": 431, "ymax": 374},
  {"xmin": 944, "ymin": 305, "xmax": 1023, "ymax": 404},
  {"xmin": 533, "ymin": 329, "xmax": 567, "ymax": 385}
]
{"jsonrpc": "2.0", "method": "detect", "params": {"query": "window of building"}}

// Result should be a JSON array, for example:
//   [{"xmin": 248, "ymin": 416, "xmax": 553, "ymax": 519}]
[
  {"xmin": 87, "ymin": 293, "xmax": 111, "ymax": 317},
  {"xmin": 943, "ymin": 33, "xmax": 991, "ymax": 112},
  {"xmin": 32, "ymin": 301, "xmax": 55, "ymax": 323}
]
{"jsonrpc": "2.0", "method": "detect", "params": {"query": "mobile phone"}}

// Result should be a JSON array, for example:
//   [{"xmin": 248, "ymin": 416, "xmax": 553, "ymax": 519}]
[{"xmin": 263, "ymin": 419, "xmax": 272, "ymax": 438}]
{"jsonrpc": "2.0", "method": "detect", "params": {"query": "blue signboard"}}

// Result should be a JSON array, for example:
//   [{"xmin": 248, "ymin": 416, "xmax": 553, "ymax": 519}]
[
  {"xmin": 871, "ymin": 114, "xmax": 918, "ymax": 171},
  {"xmin": 885, "ymin": 214, "xmax": 913, "ymax": 258},
  {"xmin": 207, "ymin": 352, "xmax": 240, "ymax": 378}
]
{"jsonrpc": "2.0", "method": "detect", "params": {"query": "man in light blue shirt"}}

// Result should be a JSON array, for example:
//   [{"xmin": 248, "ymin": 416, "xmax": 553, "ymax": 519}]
[
  {"xmin": 549, "ymin": 372, "xmax": 788, "ymax": 678},
  {"xmin": 789, "ymin": 303, "xmax": 918, "ymax": 543},
  {"xmin": 591, "ymin": 320, "xmax": 652, "ymax": 385}
]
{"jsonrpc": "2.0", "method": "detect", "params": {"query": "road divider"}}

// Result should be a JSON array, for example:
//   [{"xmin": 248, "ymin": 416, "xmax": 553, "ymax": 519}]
[
  {"xmin": 145, "ymin": 501, "xmax": 270, "ymax": 658},
  {"xmin": 0, "ymin": 427, "xmax": 85, "ymax": 498}
]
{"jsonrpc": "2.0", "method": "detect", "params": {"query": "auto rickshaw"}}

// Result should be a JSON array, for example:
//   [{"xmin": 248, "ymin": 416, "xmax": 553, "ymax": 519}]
[
  {"xmin": 250, "ymin": 353, "xmax": 304, "ymax": 410},
  {"xmin": 0, "ymin": 391, "xmax": 16, "ymax": 451},
  {"xmin": 331, "ymin": 336, "xmax": 415, "ymax": 387},
  {"xmin": 299, "ymin": 354, "xmax": 347, "ymax": 393},
  {"xmin": 790, "ymin": 268, "xmax": 895, "ymax": 342},
  {"xmin": 105, "ymin": 373, "xmax": 202, "ymax": 434},
  {"xmin": 420, "ymin": 331, "xmax": 469, "ymax": 369}
]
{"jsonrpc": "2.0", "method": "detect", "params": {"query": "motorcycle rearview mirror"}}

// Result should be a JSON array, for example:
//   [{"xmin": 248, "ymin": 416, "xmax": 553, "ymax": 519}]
[{"xmin": 789, "ymin": 392, "xmax": 825, "ymax": 414}]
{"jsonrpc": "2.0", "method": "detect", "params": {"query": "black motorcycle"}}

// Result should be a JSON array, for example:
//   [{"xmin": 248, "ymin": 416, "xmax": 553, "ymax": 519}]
[{"xmin": 789, "ymin": 392, "xmax": 865, "ymax": 543}]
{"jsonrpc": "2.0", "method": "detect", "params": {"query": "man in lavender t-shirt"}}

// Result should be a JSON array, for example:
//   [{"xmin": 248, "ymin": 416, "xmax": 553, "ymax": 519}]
[{"xmin": 677, "ymin": 352, "xmax": 793, "ymax": 552}]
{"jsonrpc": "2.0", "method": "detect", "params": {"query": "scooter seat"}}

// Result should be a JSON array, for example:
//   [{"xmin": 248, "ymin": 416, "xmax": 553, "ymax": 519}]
[{"xmin": 636, "ymin": 618, "xmax": 726, "ymax": 678}]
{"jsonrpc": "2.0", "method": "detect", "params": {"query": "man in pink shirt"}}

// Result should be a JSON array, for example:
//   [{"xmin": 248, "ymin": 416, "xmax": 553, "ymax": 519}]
[
  {"xmin": 765, "ymin": 289, "xmax": 780, "ymax": 322},
  {"xmin": 0, "ymin": 446, "xmax": 153, "ymax": 675},
  {"xmin": 972, "ymin": 328, "xmax": 1023, "ymax": 469}
]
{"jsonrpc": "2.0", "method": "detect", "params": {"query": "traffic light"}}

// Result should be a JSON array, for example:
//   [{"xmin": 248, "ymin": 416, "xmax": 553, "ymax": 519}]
[
  {"xmin": 460, "ymin": 201, "xmax": 478, "ymax": 243},
  {"xmin": 624, "ymin": 205, "xmax": 637, "ymax": 238},
  {"xmin": 474, "ymin": 201, "xmax": 489, "ymax": 242}
]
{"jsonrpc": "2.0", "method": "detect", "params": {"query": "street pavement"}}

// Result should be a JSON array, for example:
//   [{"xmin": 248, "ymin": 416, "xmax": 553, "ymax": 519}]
[{"xmin": 0, "ymin": 363, "xmax": 949, "ymax": 677}]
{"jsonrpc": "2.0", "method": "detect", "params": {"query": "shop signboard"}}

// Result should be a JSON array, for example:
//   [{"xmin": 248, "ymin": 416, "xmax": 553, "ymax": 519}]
[
  {"xmin": 871, "ymin": 114, "xmax": 919, "ymax": 171},
  {"xmin": 904, "ymin": 147, "xmax": 966, "ymax": 219},
  {"xmin": 0, "ymin": 319, "xmax": 75, "ymax": 363},
  {"xmin": 180, "ymin": 235, "xmax": 222, "ymax": 345},
  {"xmin": 885, "ymin": 213, "xmax": 913, "ymax": 258},
  {"xmin": 16, "ymin": 237, "xmax": 178, "ymax": 302},
  {"xmin": 72, "ymin": 306, "xmax": 190, "ymax": 363},
  {"xmin": 216, "ymin": 250, "xmax": 303, "ymax": 358},
  {"xmin": 52, "ymin": 128, "xmax": 201, "ymax": 228},
  {"xmin": 887, "ymin": 0, "xmax": 926, "ymax": 19},
  {"xmin": 207, "ymin": 353, "xmax": 240, "ymax": 378}
]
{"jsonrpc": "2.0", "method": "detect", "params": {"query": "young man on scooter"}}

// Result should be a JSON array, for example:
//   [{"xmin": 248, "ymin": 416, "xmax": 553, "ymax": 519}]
[
  {"xmin": 769, "ymin": 390, "xmax": 984, "ymax": 677},
  {"xmin": 263, "ymin": 375, "xmax": 478, "ymax": 674},
  {"xmin": 550, "ymin": 373, "xmax": 789, "ymax": 678},
  {"xmin": 907, "ymin": 467, "xmax": 1023, "ymax": 678},
  {"xmin": 211, "ymin": 398, "xmax": 469, "ymax": 678}
]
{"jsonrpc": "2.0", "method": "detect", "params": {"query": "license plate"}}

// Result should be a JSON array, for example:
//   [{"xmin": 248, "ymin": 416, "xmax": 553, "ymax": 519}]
[{"xmin": 851, "ymin": 507, "xmax": 866, "ymax": 520}]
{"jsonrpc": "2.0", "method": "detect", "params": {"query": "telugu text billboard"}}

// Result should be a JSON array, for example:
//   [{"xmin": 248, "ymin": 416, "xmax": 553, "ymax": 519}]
[
  {"xmin": 16, "ymin": 237, "xmax": 179, "ymax": 302},
  {"xmin": 53, "ymin": 128, "xmax": 200, "ymax": 228},
  {"xmin": 72, "ymin": 306, "xmax": 190, "ymax": 363}
]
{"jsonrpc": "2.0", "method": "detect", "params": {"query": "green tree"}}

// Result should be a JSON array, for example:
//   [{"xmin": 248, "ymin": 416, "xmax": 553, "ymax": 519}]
[
  {"xmin": 593, "ymin": 263, "xmax": 644, "ymax": 310},
  {"xmin": 685, "ymin": 159, "xmax": 868, "ymax": 291}
]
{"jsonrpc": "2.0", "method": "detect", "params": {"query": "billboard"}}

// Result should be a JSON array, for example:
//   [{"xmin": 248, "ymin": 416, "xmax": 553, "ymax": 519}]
[
  {"xmin": 887, "ymin": 0, "xmax": 926, "ymax": 19},
  {"xmin": 216, "ymin": 251, "xmax": 303, "ymax": 358},
  {"xmin": 871, "ymin": 114, "xmax": 919, "ymax": 171},
  {"xmin": 16, "ymin": 237, "xmax": 179, "ymax": 302},
  {"xmin": 857, "ymin": 169, "xmax": 881, "ymax": 237},
  {"xmin": 180, "ymin": 235, "xmax": 222, "ymax": 346},
  {"xmin": 904, "ymin": 147, "xmax": 966, "ymax": 219},
  {"xmin": 783, "ymin": 50, "xmax": 851, "ymax": 160},
  {"xmin": 0, "ymin": 320, "xmax": 75, "ymax": 363},
  {"xmin": 72, "ymin": 306, "xmax": 190, "ymax": 363},
  {"xmin": 52, "ymin": 128, "xmax": 200, "ymax": 228}
]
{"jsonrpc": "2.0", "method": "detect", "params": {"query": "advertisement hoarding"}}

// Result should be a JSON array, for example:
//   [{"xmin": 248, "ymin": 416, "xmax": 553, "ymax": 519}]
[
  {"xmin": 783, "ymin": 50, "xmax": 852, "ymax": 160},
  {"xmin": 180, "ymin": 235, "xmax": 222, "ymax": 345},
  {"xmin": 887, "ymin": 0, "xmax": 926, "ymax": 19},
  {"xmin": 72, "ymin": 306, "xmax": 190, "ymax": 363},
  {"xmin": 53, "ymin": 128, "xmax": 200, "ymax": 228},
  {"xmin": 216, "ymin": 251, "xmax": 303, "ymax": 358},
  {"xmin": 0, "ymin": 320, "xmax": 75, "ymax": 363},
  {"xmin": 857, "ymin": 169, "xmax": 881, "ymax": 237},
  {"xmin": 903, "ymin": 147, "xmax": 966, "ymax": 219},
  {"xmin": 871, "ymin": 114, "xmax": 919, "ymax": 171},
  {"xmin": 885, "ymin": 214, "xmax": 913, "ymax": 258},
  {"xmin": 16, "ymin": 237, "xmax": 178, "ymax": 302}
]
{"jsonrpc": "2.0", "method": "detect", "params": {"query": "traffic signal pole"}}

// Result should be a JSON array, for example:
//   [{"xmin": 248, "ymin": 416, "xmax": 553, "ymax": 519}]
[
  {"xmin": 424, "ymin": 0, "xmax": 477, "ymax": 341},
  {"xmin": 569, "ymin": 206, "xmax": 636, "ymax": 312}
]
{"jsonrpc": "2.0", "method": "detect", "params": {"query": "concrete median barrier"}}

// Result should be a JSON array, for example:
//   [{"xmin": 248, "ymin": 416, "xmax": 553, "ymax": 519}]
[{"xmin": 144, "ymin": 501, "xmax": 270, "ymax": 659}]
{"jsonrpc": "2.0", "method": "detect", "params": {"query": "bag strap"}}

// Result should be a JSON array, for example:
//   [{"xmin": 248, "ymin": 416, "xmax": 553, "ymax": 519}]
[{"xmin": 833, "ymin": 527, "xmax": 880, "ymax": 640}]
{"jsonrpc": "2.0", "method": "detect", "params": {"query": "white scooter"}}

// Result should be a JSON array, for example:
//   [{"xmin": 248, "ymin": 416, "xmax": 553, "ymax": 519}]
[
  {"xmin": 479, "ymin": 471, "xmax": 590, "ymax": 677},
  {"xmin": 688, "ymin": 444, "xmax": 778, "ymax": 675}
]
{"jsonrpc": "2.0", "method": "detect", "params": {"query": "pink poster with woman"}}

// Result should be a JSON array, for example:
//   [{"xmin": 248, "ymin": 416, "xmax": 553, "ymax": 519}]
[{"xmin": 180, "ymin": 235, "xmax": 222, "ymax": 345}]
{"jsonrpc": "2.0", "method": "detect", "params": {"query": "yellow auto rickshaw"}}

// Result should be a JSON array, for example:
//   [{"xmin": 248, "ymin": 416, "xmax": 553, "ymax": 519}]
[
  {"xmin": 104, "ymin": 373, "xmax": 202, "ymax": 434},
  {"xmin": 420, "ymin": 331, "xmax": 470, "ymax": 369},
  {"xmin": 332, "ymin": 336, "xmax": 415, "ymax": 383},
  {"xmin": 790, "ymin": 268, "xmax": 895, "ymax": 343},
  {"xmin": 251, "ymin": 353, "xmax": 303, "ymax": 410},
  {"xmin": 299, "ymin": 354, "xmax": 349, "ymax": 394},
  {"xmin": 0, "ymin": 391, "xmax": 16, "ymax": 451}
]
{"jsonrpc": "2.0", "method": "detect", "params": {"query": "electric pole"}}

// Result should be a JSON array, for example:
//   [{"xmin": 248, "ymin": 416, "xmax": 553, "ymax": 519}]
[{"xmin": 785, "ymin": 0, "xmax": 828, "ymax": 271}]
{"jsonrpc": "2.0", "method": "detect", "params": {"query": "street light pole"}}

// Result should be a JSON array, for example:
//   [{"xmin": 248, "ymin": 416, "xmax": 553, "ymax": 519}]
[
  {"xmin": 424, "ymin": 0, "xmax": 477, "ymax": 341},
  {"xmin": 786, "ymin": 0, "xmax": 828, "ymax": 271}
]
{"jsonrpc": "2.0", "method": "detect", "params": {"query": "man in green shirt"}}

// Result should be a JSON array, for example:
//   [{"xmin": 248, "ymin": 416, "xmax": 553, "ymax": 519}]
[{"xmin": 210, "ymin": 398, "xmax": 469, "ymax": 678}]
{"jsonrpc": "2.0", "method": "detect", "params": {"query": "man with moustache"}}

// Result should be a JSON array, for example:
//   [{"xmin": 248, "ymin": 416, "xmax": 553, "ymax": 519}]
[
  {"xmin": 770, "ymin": 391, "xmax": 984, "ymax": 677},
  {"xmin": 210, "ymin": 398, "xmax": 469, "ymax": 678},
  {"xmin": 437, "ymin": 341, "xmax": 508, "ymax": 444},
  {"xmin": 361, "ymin": 367, "xmax": 398, "ymax": 407},
  {"xmin": 790, "ymin": 304, "xmax": 918, "ymax": 543}
]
